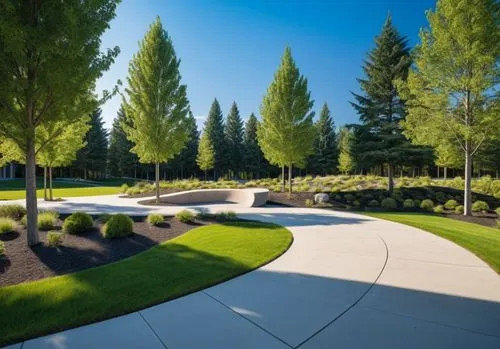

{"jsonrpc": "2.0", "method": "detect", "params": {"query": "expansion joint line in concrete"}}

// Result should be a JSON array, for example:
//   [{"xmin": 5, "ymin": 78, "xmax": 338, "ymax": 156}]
[{"xmin": 138, "ymin": 311, "xmax": 170, "ymax": 349}]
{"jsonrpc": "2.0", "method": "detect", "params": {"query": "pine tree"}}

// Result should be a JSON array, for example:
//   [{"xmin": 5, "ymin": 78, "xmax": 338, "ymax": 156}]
[
  {"xmin": 204, "ymin": 99, "xmax": 226, "ymax": 178},
  {"xmin": 338, "ymin": 127, "xmax": 355, "ymax": 174},
  {"xmin": 309, "ymin": 103, "xmax": 338, "ymax": 175},
  {"xmin": 258, "ymin": 47, "xmax": 315, "ymax": 194},
  {"xmin": 74, "ymin": 109, "xmax": 108, "ymax": 180},
  {"xmin": 224, "ymin": 102, "xmax": 244, "ymax": 177},
  {"xmin": 351, "ymin": 15, "xmax": 424, "ymax": 192},
  {"xmin": 197, "ymin": 131, "xmax": 215, "ymax": 180},
  {"xmin": 123, "ymin": 18, "xmax": 190, "ymax": 203},
  {"xmin": 108, "ymin": 106, "xmax": 140, "ymax": 177},
  {"xmin": 244, "ymin": 113, "xmax": 267, "ymax": 178}
]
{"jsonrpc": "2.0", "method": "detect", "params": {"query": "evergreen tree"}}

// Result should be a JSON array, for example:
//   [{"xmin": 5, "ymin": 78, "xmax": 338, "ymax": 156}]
[
  {"xmin": 74, "ymin": 109, "xmax": 109, "ymax": 179},
  {"xmin": 244, "ymin": 113, "xmax": 267, "ymax": 178},
  {"xmin": 351, "ymin": 15, "xmax": 423, "ymax": 192},
  {"xmin": 169, "ymin": 112, "xmax": 199, "ymax": 178},
  {"xmin": 204, "ymin": 99, "xmax": 226, "ymax": 178},
  {"xmin": 399, "ymin": 0, "xmax": 499, "ymax": 215},
  {"xmin": 258, "ymin": 47, "xmax": 315, "ymax": 194},
  {"xmin": 123, "ymin": 18, "xmax": 190, "ymax": 203},
  {"xmin": 308, "ymin": 103, "xmax": 338, "ymax": 175},
  {"xmin": 197, "ymin": 131, "xmax": 215, "ymax": 180},
  {"xmin": 338, "ymin": 127, "xmax": 355, "ymax": 174},
  {"xmin": 224, "ymin": 102, "xmax": 244, "ymax": 177},
  {"xmin": 108, "ymin": 106, "xmax": 140, "ymax": 177}
]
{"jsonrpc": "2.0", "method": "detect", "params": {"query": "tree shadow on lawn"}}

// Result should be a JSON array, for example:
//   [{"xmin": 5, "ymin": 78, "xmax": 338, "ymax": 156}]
[
  {"xmin": 236, "ymin": 212, "xmax": 373, "ymax": 227},
  {"xmin": 48, "ymin": 201, "xmax": 153, "ymax": 215}
]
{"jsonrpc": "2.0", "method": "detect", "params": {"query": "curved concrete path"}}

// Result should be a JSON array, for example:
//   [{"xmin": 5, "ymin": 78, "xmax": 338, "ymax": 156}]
[{"xmin": 2, "ymin": 194, "xmax": 499, "ymax": 349}]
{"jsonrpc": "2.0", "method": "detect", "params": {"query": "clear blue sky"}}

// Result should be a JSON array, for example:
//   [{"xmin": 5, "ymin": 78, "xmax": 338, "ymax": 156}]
[{"xmin": 95, "ymin": 0, "xmax": 436, "ymax": 131}]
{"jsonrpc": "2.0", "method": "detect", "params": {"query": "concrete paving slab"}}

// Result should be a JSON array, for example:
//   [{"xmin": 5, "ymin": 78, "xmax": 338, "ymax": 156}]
[{"xmin": 140, "ymin": 292, "xmax": 290, "ymax": 349}]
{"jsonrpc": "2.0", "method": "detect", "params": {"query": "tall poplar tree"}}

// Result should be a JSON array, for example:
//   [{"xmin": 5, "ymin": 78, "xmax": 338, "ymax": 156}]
[
  {"xmin": 224, "ymin": 102, "xmax": 244, "ymax": 177},
  {"xmin": 123, "ymin": 18, "xmax": 190, "ymax": 203},
  {"xmin": 197, "ymin": 131, "xmax": 215, "ymax": 180},
  {"xmin": 0, "ymin": 0, "xmax": 119, "ymax": 245},
  {"xmin": 244, "ymin": 113, "xmax": 267, "ymax": 178},
  {"xmin": 204, "ymin": 99, "xmax": 226, "ymax": 178},
  {"xmin": 338, "ymin": 127, "xmax": 355, "ymax": 174},
  {"xmin": 399, "ymin": 0, "xmax": 499, "ymax": 215},
  {"xmin": 351, "ymin": 15, "xmax": 420, "ymax": 192},
  {"xmin": 258, "ymin": 47, "xmax": 315, "ymax": 194},
  {"xmin": 309, "ymin": 103, "xmax": 338, "ymax": 175}
]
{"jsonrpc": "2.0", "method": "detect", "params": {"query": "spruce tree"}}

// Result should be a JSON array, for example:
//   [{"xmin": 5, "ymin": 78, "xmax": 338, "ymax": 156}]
[
  {"xmin": 204, "ymin": 99, "xmax": 226, "ymax": 178},
  {"xmin": 224, "ymin": 102, "xmax": 244, "ymax": 177},
  {"xmin": 258, "ymin": 47, "xmax": 315, "ymax": 194},
  {"xmin": 123, "ymin": 18, "xmax": 190, "ymax": 203},
  {"xmin": 169, "ymin": 112, "xmax": 199, "ymax": 178},
  {"xmin": 309, "ymin": 103, "xmax": 338, "ymax": 175},
  {"xmin": 197, "ymin": 131, "xmax": 215, "ymax": 180},
  {"xmin": 244, "ymin": 113, "xmax": 267, "ymax": 178},
  {"xmin": 108, "ymin": 106, "xmax": 140, "ymax": 177},
  {"xmin": 351, "ymin": 15, "xmax": 422, "ymax": 192}
]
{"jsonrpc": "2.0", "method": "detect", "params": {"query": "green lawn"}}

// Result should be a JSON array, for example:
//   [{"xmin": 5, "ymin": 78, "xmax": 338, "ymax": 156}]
[
  {"xmin": 0, "ymin": 221, "xmax": 292, "ymax": 346},
  {"xmin": 365, "ymin": 212, "xmax": 500, "ymax": 273}
]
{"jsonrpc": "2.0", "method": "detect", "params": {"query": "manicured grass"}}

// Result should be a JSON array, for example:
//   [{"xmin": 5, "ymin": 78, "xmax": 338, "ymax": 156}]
[
  {"xmin": 0, "ymin": 221, "xmax": 292, "ymax": 346},
  {"xmin": 0, "ymin": 186, "xmax": 122, "ymax": 200},
  {"xmin": 365, "ymin": 212, "xmax": 500, "ymax": 273}
]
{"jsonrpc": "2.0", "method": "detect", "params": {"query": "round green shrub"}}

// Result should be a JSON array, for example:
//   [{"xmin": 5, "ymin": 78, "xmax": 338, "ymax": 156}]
[
  {"xmin": 175, "ymin": 210, "xmax": 194, "ymax": 223},
  {"xmin": 63, "ymin": 212, "xmax": 93, "ymax": 234},
  {"xmin": 444, "ymin": 199, "xmax": 458, "ymax": 210},
  {"xmin": 0, "ymin": 217, "xmax": 17, "ymax": 234},
  {"xmin": 471, "ymin": 200, "xmax": 489, "ymax": 212},
  {"xmin": 102, "ymin": 214, "xmax": 133, "ymax": 239},
  {"xmin": 147, "ymin": 213, "xmax": 164, "ymax": 226},
  {"xmin": 0, "ymin": 204, "xmax": 26, "ymax": 220},
  {"xmin": 0, "ymin": 241, "xmax": 5, "ymax": 255},
  {"xmin": 403, "ymin": 199, "xmax": 415, "ymax": 209},
  {"xmin": 368, "ymin": 200, "xmax": 379, "ymax": 207},
  {"xmin": 381, "ymin": 197, "xmax": 397, "ymax": 209},
  {"xmin": 47, "ymin": 231, "xmax": 64, "ymax": 247},
  {"xmin": 455, "ymin": 205, "xmax": 464, "ymax": 214},
  {"xmin": 413, "ymin": 199, "xmax": 421, "ymax": 208},
  {"xmin": 434, "ymin": 205, "xmax": 444, "ymax": 214},
  {"xmin": 420, "ymin": 199, "xmax": 434, "ymax": 211}
]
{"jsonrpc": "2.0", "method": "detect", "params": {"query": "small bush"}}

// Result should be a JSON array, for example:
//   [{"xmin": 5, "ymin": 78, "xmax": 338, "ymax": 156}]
[
  {"xmin": 176, "ymin": 210, "xmax": 194, "ymax": 223},
  {"xmin": 381, "ymin": 197, "xmax": 397, "ymax": 209},
  {"xmin": 0, "ymin": 241, "xmax": 4, "ymax": 255},
  {"xmin": 0, "ymin": 217, "xmax": 17, "ymax": 234},
  {"xmin": 435, "ymin": 192, "xmax": 447, "ymax": 203},
  {"xmin": 0, "ymin": 204, "xmax": 26, "ymax": 220},
  {"xmin": 420, "ymin": 199, "xmax": 434, "ymax": 211},
  {"xmin": 97, "ymin": 214, "xmax": 112, "ymax": 224},
  {"xmin": 496, "ymin": 207, "xmax": 500, "ymax": 216},
  {"xmin": 434, "ymin": 205, "xmax": 444, "ymax": 214},
  {"xmin": 215, "ymin": 210, "xmax": 237, "ymax": 221},
  {"xmin": 38, "ymin": 211, "xmax": 59, "ymax": 230},
  {"xmin": 147, "ymin": 213, "xmax": 164, "ymax": 226},
  {"xmin": 47, "ymin": 231, "xmax": 64, "ymax": 247},
  {"xmin": 444, "ymin": 200, "xmax": 458, "ymax": 210},
  {"xmin": 472, "ymin": 200, "xmax": 489, "ymax": 213},
  {"xmin": 413, "ymin": 199, "xmax": 421, "ymax": 208},
  {"xmin": 102, "ymin": 214, "xmax": 133, "ymax": 239},
  {"xmin": 63, "ymin": 212, "xmax": 93, "ymax": 234},
  {"xmin": 344, "ymin": 194, "xmax": 355, "ymax": 202},
  {"xmin": 353, "ymin": 200, "xmax": 361, "ymax": 207},
  {"xmin": 455, "ymin": 205, "xmax": 464, "ymax": 214},
  {"xmin": 403, "ymin": 199, "xmax": 415, "ymax": 209},
  {"xmin": 305, "ymin": 199, "xmax": 313, "ymax": 208},
  {"xmin": 368, "ymin": 200, "xmax": 379, "ymax": 207},
  {"xmin": 126, "ymin": 187, "xmax": 141, "ymax": 196},
  {"xmin": 120, "ymin": 183, "xmax": 129, "ymax": 193}
]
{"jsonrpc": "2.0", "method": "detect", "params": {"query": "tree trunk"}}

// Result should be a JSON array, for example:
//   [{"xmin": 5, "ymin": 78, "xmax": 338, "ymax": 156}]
[
  {"xmin": 444, "ymin": 167, "xmax": 447, "ymax": 181},
  {"xmin": 282, "ymin": 165, "xmax": 285, "ymax": 192},
  {"xmin": 26, "ymin": 132, "xmax": 39, "ymax": 246},
  {"xmin": 49, "ymin": 167, "xmax": 53, "ymax": 201},
  {"xmin": 387, "ymin": 163, "xmax": 394, "ymax": 192},
  {"xmin": 43, "ymin": 167, "xmax": 48, "ymax": 201},
  {"xmin": 288, "ymin": 164, "xmax": 293, "ymax": 196},
  {"xmin": 155, "ymin": 162, "xmax": 160, "ymax": 204},
  {"xmin": 204, "ymin": 170, "xmax": 207, "ymax": 181},
  {"xmin": 464, "ymin": 144, "xmax": 472, "ymax": 216},
  {"xmin": 437, "ymin": 166, "xmax": 440, "ymax": 179}
]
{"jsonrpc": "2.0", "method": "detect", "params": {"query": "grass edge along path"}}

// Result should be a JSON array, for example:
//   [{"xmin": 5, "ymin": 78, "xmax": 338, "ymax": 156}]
[
  {"xmin": 364, "ymin": 212, "xmax": 500, "ymax": 273},
  {"xmin": 0, "ymin": 221, "xmax": 293, "ymax": 346}
]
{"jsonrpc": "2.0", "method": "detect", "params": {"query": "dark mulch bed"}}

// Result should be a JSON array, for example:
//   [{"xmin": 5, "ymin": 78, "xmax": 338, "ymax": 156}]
[
  {"xmin": 268, "ymin": 191, "xmax": 315, "ymax": 208},
  {"xmin": 0, "ymin": 216, "xmax": 207, "ymax": 288},
  {"xmin": 445, "ymin": 212, "xmax": 499, "ymax": 228}
]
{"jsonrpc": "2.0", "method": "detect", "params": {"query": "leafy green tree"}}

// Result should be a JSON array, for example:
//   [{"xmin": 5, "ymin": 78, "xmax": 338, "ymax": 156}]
[
  {"xmin": 308, "ymin": 103, "xmax": 338, "ymax": 175},
  {"xmin": 351, "ymin": 15, "xmax": 425, "ymax": 192},
  {"xmin": 224, "ymin": 102, "xmax": 244, "ymax": 177},
  {"xmin": 244, "ymin": 113, "xmax": 267, "ymax": 178},
  {"xmin": 399, "ymin": 0, "xmax": 499, "ymax": 215},
  {"xmin": 258, "ymin": 47, "xmax": 315, "ymax": 194},
  {"xmin": 204, "ymin": 99, "xmax": 226, "ymax": 178},
  {"xmin": 435, "ymin": 141, "xmax": 463, "ymax": 180},
  {"xmin": 123, "ymin": 18, "xmax": 190, "ymax": 203},
  {"xmin": 197, "ymin": 131, "xmax": 215, "ymax": 180},
  {"xmin": 108, "ymin": 106, "xmax": 140, "ymax": 177},
  {"xmin": 74, "ymin": 109, "xmax": 108, "ymax": 180},
  {"xmin": 0, "ymin": 0, "xmax": 119, "ymax": 245},
  {"xmin": 168, "ymin": 112, "xmax": 200, "ymax": 179},
  {"xmin": 338, "ymin": 127, "xmax": 355, "ymax": 174}
]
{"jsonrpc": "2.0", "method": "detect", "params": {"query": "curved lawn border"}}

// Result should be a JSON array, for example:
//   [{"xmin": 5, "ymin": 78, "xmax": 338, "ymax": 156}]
[{"xmin": 0, "ymin": 221, "xmax": 293, "ymax": 346}]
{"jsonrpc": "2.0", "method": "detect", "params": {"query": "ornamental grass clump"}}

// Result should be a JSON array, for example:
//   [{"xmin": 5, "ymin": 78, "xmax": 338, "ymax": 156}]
[
  {"xmin": 175, "ymin": 210, "xmax": 194, "ymax": 223},
  {"xmin": 0, "ymin": 218, "xmax": 17, "ymax": 234},
  {"xmin": 0, "ymin": 205, "xmax": 26, "ymax": 220},
  {"xmin": 46, "ymin": 231, "xmax": 64, "ymax": 247},
  {"xmin": 147, "ymin": 213, "xmax": 164, "ymax": 226}
]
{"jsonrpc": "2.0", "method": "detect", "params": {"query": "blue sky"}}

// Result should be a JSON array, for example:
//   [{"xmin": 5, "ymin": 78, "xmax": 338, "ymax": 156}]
[{"xmin": 95, "ymin": 0, "xmax": 436, "ymax": 131}]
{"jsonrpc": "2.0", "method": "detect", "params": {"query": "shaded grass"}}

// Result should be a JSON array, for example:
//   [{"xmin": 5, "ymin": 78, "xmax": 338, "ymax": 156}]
[
  {"xmin": 0, "ymin": 221, "xmax": 292, "ymax": 346},
  {"xmin": 365, "ymin": 212, "xmax": 500, "ymax": 273}
]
